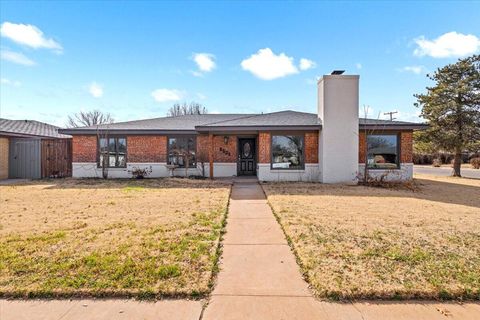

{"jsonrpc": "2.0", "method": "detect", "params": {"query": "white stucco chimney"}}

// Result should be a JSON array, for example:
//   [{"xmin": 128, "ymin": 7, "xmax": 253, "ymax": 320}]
[{"xmin": 318, "ymin": 73, "xmax": 359, "ymax": 183}]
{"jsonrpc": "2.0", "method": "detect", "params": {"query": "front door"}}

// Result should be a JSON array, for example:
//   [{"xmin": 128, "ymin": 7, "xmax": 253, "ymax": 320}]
[{"xmin": 238, "ymin": 138, "xmax": 256, "ymax": 176}]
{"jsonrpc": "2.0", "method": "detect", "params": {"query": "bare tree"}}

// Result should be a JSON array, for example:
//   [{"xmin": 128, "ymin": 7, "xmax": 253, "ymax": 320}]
[
  {"xmin": 361, "ymin": 105, "xmax": 386, "ymax": 183},
  {"xmin": 97, "ymin": 126, "xmax": 110, "ymax": 179},
  {"xmin": 196, "ymin": 139, "xmax": 209, "ymax": 178},
  {"xmin": 67, "ymin": 110, "xmax": 114, "ymax": 128},
  {"xmin": 167, "ymin": 102, "xmax": 207, "ymax": 117}
]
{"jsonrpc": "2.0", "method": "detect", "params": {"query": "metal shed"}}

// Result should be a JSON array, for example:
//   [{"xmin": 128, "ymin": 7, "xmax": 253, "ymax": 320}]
[{"xmin": 8, "ymin": 138, "xmax": 42, "ymax": 179}]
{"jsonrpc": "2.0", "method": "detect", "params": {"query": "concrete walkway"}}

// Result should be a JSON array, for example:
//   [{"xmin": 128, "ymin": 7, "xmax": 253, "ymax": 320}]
[
  {"xmin": 1, "ymin": 178, "xmax": 479, "ymax": 319},
  {"xmin": 203, "ymin": 177, "xmax": 325, "ymax": 319}
]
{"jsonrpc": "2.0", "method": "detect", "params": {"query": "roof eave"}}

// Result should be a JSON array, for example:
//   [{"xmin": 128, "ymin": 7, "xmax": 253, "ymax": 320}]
[
  {"xmin": 0, "ymin": 131, "xmax": 71, "ymax": 139},
  {"xmin": 195, "ymin": 125, "xmax": 322, "ymax": 132},
  {"xmin": 359, "ymin": 124, "xmax": 428, "ymax": 130},
  {"xmin": 58, "ymin": 128, "xmax": 197, "ymax": 135}
]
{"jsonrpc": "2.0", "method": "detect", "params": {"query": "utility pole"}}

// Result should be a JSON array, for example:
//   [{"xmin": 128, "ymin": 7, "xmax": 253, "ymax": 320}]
[{"xmin": 384, "ymin": 111, "xmax": 398, "ymax": 121}]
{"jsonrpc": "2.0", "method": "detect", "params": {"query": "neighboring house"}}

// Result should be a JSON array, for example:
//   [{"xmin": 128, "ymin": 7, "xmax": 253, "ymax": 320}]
[
  {"xmin": 60, "ymin": 73, "xmax": 426, "ymax": 182},
  {"xmin": 0, "ymin": 119, "xmax": 72, "ymax": 179}
]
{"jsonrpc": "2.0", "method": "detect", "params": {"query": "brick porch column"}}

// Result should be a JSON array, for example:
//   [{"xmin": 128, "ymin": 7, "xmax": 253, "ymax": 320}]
[{"xmin": 209, "ymin": 133, "xmax": 214, "ymax": 179}]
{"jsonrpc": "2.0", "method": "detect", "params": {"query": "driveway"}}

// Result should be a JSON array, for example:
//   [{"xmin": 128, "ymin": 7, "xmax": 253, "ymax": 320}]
[{"xmin": 414, "ymin": 165, "xmax": 480, "ymax": 179}]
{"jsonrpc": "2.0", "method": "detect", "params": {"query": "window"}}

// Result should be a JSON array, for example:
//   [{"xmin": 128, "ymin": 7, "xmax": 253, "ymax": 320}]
[
  {"xmin": 271, "ymin": 135, "xmax": 304, "ymax": 170},
  {"xmin": 367, "ymin": 134, "xmax": 399, "ymax": 169},
  {"xmin": 168, "ymin": 136, "xmax": 196, "ymax": 167},
  {"xmin": 98, "ymin": 137, "xmax": 126, "ymax": 168}
]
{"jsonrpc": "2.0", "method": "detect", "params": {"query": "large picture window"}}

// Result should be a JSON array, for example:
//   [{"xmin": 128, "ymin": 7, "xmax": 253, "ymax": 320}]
[
  {"xmin": 367, "ymin": 134, "xmax": 399, "ymax": 169},
  {"xmin": 168, "ymin": 136, "xmax": 196, "ymax": 168},
  {"xmin": 98, "ymin": 137, "xmax": 127, "ymax": 168},
  {"xmin": 271, "ymin": 135, "xmax": 304, "ymax": 170}
]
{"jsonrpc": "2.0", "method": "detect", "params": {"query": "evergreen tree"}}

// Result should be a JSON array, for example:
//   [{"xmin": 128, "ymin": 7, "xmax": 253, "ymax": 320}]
[{"xmin": 414, "ymin": 55, "xmax": 480, "ymax": 176}]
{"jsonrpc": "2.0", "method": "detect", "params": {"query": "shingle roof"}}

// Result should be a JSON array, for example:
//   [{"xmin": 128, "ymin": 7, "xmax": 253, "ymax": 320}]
[
  {"xmin": 64, "ymin": 114, "xmax": 255, "ymax": 131},
  {"xmin": 360, "ymin": 118, "xmax": 423, "ymax": 126},
  {"xmin": 197, "ymin": 111, "xmax": 320, "ymax": 128},
  {"xmin": 359, "ymin": 118, "xmax": 427, "ymax": 129},
  {"xmin": 59, "ymin": 110, "xmax": 426, "ymax": 134},
  {"xmin": 0, "ymin": 119, "xmax": 71, "ymax": 138}
]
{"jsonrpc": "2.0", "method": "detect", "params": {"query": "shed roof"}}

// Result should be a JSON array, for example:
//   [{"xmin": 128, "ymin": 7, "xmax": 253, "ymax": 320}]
[{"xmin": 0, "ymin": 119, "xmax": 71, "ymax": 138}]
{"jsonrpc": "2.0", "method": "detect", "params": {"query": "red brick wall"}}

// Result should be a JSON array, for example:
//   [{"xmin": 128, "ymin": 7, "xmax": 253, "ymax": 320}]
[
  {"xmin": 72, "ymin": 135, "xmax": 97, "ymax": 162},
  {"xmin": 214, "ymin": 135, "xmax": 237, "ymax": 162},
  {"xmin": 305, "ymin": 132, "xmax": 319, "ymax": 163},
  {"xmin": 258, "ymin": 132, "xmax": 271, "ymax": 163},
  {"xmin": 358, "ymin": 131, "xmax": 413, "ymax": 164},
  {"xmin": 128, "ymin": 136, "xmax": 167, "ymax": 162},
  {"xmin": 195, "ymin": 135, "xmax": 237, "ymax": 163},
  {"xmin": 196, "ymin": 134, "xmax": 209, "ymax": 163},
  {"xmin": 358, "ymin": 132, "xmax": 366, "ymax": 163},
  {"xmin": 400, "ymin": 131, "xmax": 413, "ymax": 163}
]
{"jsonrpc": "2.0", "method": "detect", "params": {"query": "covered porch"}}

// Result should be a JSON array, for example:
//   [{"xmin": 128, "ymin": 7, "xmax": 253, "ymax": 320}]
[{"xmin": 198, "ymin": 130, "xmax": 320, "ymax": 182}]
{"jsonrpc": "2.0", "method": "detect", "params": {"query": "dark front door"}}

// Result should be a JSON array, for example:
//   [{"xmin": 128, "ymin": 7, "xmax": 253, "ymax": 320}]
[{"xmin": 238, "ymin": 138, "xmax": 256, "ymax": 176}]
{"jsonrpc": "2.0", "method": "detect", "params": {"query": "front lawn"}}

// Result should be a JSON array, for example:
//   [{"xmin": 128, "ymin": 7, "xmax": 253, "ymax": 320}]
[
  {"xmin": 262, "ymin": 174, "xmax": 480, "ymax": 300},
  {"xmin": 0, "ymin": 178, "xmax": 230, "ymax": 299}
]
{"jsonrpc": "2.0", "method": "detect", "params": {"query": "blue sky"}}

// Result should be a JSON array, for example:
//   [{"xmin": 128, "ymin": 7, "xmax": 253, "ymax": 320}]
[{"xmin": 1, "ymin": 1, "xmax": 479, "ymax": 127}]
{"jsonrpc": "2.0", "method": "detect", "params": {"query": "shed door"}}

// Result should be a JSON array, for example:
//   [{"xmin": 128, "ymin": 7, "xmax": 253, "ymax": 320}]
[{"xmin": 9, "ymin": 138, "xmax": 41, "ymax": 179}]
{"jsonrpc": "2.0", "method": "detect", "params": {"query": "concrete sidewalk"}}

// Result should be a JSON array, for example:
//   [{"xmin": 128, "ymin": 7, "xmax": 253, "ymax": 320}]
[{"xmin": 0, "ymin": 299, "xmax": 203, "ymax": 320}]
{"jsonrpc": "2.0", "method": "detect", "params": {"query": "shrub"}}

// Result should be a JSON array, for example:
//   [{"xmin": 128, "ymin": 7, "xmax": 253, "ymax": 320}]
[
  {"xmin": 432, "ymin": 159, "xmax": 442, "ymax": 167},
  {"xmin": 413, "ymin": 153, "xmax": 434, "ymax": 165},
  {"xmin": 129, "ymin": 166, "xmax": 153, "ymax": 179},
  {"xmin": 471, "ymin": 157, "xmax": 480, "ymax": 169}
]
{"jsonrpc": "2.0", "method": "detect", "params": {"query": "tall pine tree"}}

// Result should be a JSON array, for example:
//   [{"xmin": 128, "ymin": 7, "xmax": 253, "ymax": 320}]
[{"xmin": 415, "ymin": 55, "xmax": 480, "ymax": 177}]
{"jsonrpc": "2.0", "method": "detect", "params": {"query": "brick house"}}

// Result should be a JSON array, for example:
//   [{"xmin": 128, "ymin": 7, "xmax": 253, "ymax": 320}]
[{"xmin": 60, "ymin": 73, "xmax": 426, "ymax": 182}]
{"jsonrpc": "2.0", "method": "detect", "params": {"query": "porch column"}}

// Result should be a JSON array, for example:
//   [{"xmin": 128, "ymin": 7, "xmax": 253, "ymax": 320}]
[{"xmin": 209, "ymin": 133, "xmax": 214, "ymax": 179}]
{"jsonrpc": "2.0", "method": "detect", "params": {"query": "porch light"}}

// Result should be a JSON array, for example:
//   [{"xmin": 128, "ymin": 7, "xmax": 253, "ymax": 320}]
[{"xmin": 224, "ymin": 136, "xmax": 229, "ymax": 145}]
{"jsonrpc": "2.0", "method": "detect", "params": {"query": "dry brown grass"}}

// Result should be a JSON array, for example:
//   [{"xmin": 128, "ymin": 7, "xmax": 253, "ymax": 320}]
[
  {"xmin": 262, "ymin": 174, "xmax": 480, "ymax": 300},
  {"xmin": 0, "ymin": 178, "xmax": 231, "ymax": 299}
]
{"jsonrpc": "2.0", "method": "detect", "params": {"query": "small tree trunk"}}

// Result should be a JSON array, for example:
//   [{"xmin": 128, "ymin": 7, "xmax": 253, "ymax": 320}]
[
  {"xmin": 452, "ymin": 150, "xmax": 462, "ymax": 177},
  {"xmin": 102, "ymin": 153, "xmax": 108, "ymax": 179},
  {"xmin": 363, "ymin": 130, "xmax": 368, "ymax": 183}
]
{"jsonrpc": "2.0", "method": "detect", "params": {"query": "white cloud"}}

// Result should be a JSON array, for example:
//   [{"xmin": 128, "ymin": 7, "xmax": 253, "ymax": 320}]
[
  {"xmin": 356, "ymin": 63, "xmax": 362, "ymax": 69},
  {"xmin": 191, "ymin": 70, "xmax": 203, "ymax": 77},
  {"xmin": 401, "ymin": 65, "xmax": 425, "ymax": 74},
  {"xmin": 196, "ymin": 93, "xmax": 207, "ymax": 100},
  {"xmin": 299, "ymin": 58, "xmax": 316, "ymax": 70},
  {"xmin": 241, "ymin": 48, "xmax": 299, "ymax": 80},
  {"xmin": 88, "ymin": 82, "xmax": 103, "ymax": 98},
  {"xmin": 395, "ymin": 110, "xmax": 422, "ymax": 123},
  {"xmin": 413, "ymin": 32, "xmax": 480, "ymax": 58},
  {"xmin": 1, "ymin": 78, "xmax": 21, "ymax": 87},
  {"xmin": 305, "ymin": 76, "xmax": 321, "ymax": 85},
  {"xmin": 192, "ymin": 53, "xmax": 216, "ymax": 73},
  {"xmin": 0, "ymin": 22, "xmax": 62, "ymax": 53},
  {"xmin": 151, "ymin": 88, "xmax": 183, "ymax": 103},
  {"xmin": 0, "ymin": 50, "xmax": 35, "ymax": 66}
]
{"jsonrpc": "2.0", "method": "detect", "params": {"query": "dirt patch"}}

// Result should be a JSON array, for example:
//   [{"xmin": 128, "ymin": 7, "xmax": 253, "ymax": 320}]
[
  {"xmin": 262, "ymin": 174, "xmax": 480, "ymax": 300},
  {"xmin": 0, "ymin": 178, "xmax": 231, "ymax": 299}
]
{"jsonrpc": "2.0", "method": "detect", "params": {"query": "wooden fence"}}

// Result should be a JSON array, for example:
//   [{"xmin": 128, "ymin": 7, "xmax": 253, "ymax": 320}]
[{"xmin": 41, "ymin": 139, "xmax": 72, "ymax": 178}]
